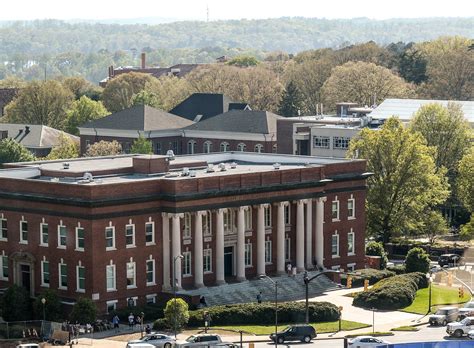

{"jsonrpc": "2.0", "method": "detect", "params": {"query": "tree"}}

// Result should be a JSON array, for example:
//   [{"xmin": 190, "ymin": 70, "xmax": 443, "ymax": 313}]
[
  {"xmin": 0, "ymin": 138, "xmax": 35, "ymax": 165},
  {"xmin": 46, "ymin": 133, "xmax": 80, "ymax": 160},
  {"xmin": 84, "ymin": 140, "xmax": 122, "ymax": 157},
  {"xmin": 278, "ymin": 81, "xmax": 304, "ymax": 117},
  {"xmin": 227, "ymin": 55, "xmax": 259, "ymax": 67},
  {"xmin": 348, "ymin": 118, "xmax": 449, "ymax": 243},
  {"xmin": 4, "ymin": 80, "xmax": 74, "ymax": 130},
  {"xmin": 130, "ymin": 136, "xmax": 153, "ymax": 154},
  {"xmin": 163, "ymin": 298, "xmax": 189, "ymax": 332},
  {"xmin": 1, "ymin": 285, "xmax": 32, "ymax": 321},
  {"xmin": 65, "ymin": 96, "xmax": 109, "ymax": 135},
  {"xmin": 405, "ymin": 247, "xmax": 430, "ymax": 274},
  {"xmin": 322, "ymin": 61, "xmax": 414, "ymax": 110},
  {"xmin": 365, "ymin": 241, "xmax": 388, "ymax": 269},
  {"xmin": 102, "ymin": 72, "xmax": 154, "ymax": 112},
  {"xmin": 143, "ymin": 76, "xmax": 194, "ymax": 111},
  {"xmin": 398, "ymin": 46, "xmax": 428, "ymax": 84},
  {"xmin": 60, "ymin": 76, "xmax": 102, "ymax": 100},
  {"xmin": 457, "ymin": 146, "xmax": 474, "ymax": 212},
  {"xmin": 459, "ymin": 214, "xmax": 474, "ymax": 241},
  {"xmin": 419, "ymin": 210, "xmax": 449, "ymax": 245},
  {"xmin": 131, "ymin": 90, "xmax": 162, "ymax": 108},
  {"xmin": 70, "ymin": 297, "xmax": 97, "ymax": 324},
  {"xmin": 33, "ymin": 289, "xmax": 62, "ymax": 321}
]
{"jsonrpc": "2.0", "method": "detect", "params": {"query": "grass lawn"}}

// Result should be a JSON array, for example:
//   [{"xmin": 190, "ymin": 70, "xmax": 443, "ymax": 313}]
[
  {"xmin": 402, "ymin": 284, "xmax": 471, "ymax": 315},
  {"xmin": 391, "ymin": 325, "xmax": 419, "ymax": 331},
  {"xmin": 216, "ymin": 320, "xmax": 370, "ymax": 335}
]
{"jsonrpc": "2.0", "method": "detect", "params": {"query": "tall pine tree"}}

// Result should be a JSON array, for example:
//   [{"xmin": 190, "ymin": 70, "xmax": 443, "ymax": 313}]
[{"xmin": 278, "ymin": 81, "xmax": 303, "ymax": 117}]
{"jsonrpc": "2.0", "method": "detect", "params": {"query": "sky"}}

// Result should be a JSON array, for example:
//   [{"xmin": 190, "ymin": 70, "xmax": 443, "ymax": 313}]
[{"xmin": 1, "ymin": 0, "xmax": 473, "ymax": 21}]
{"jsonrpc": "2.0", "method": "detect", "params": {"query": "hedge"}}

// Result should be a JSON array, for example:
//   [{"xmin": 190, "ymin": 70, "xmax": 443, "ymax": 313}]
[
  {"xmin": 187, "ymin": 301, "xmax": 339, "ymax": 327},
  {"xmin": 353, "ymin": 272, "xmax": 428, "ymax": 310},
  {"xmin": 386, "ymin": 264, "xmax": 406, "ymax": 275},
  {"xmin": 340, "ymin": 268, "xmax": 395, "ymax": 287}
]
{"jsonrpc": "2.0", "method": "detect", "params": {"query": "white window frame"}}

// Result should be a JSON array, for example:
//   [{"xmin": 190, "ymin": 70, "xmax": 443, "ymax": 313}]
[
  {"xmin": 76, "ymin": 263, "xmax": 85, "ymax": 293},
  {"xmin": 75, "ymin": 226, "xmax": 85, "ymax": 251},
  {"xmin": 0, "ymin": 216, "xmax": 7, "ymax": 241},
  {"xmin": 284, "ymin": 204, "xmax": 291, "ymax": 225},
  {"xmin": 264, "ymin": 205, "xmax": 272, "ymax": 228},
  {"xmin": 0, "ymin": 252, "xmax": 8, "ymax": 281},
  {"xmin": 183, "ymin": 213, "xmax": 192, "ymax": 239},
  {"xmin": 223, "ymin": 209, "xmax": 234, "ymax": 234},
  {"xmin": 347, "ymin": 263, "xmax": 356, "ymax": 272},
  {"xmin": 202, "ymin": 211, "xmax": 212, "ymax": 236},
  {"xmin": 203, "ymin": 141, "xmax": 212, "ymax": 153},
  {"xmin": 331, "ymin": 233, "xmax": 339, "ymax": 258},
  {"xmin": 187, "ymin": 140, "xmax": 196, "ymax": 154},
  {"xmin": 265, "ymin": 240, "xmax": 272, "ymax": 264},
  {"xmin": 145, "ymin": 220, "xmax": 155, "ymax": 245},
  {"xmin": 254, "ymin": 144, "xmax": 263, "ymax": 153},
  {"xmin": 146, "ymin": 258, "xmax": 156, "ymax": 286},
  {"xmin": 244, "ymin": 208, "xmax": 252, "ymax": 230},
  {"xmin": 58, "ymin": 261, "xmax": 68, "ymax": 290},
  {"xmin": 220, "ymin": 142, "xmax": 230, "ymax": 152},
  {"xmin": 146, "ymin": 294, "xmax": 157, "ymax": 304},
  {"xmin": 244, "ymin": 242, "xmax": 252, "ymax": 267},
  {"xmin": 237, "ymin": 143, "xmax": 246, "ymax": 152},
  {"xmin": 126, "ymin": 260, "xmax": 136, "ymax": 289},
  {"xmin": 106, "ymin": 300, "xmax": 118, "ymax": 313},
  {"xmin": 331, "ymin": 198, "xmax": 340, "ymax": 221},
  {"xmin": 41, "ymin": 259, "xmax": 50, "ymax": 287},
  {"xmin": 19, "ymin": 219, "xmax": 28, "ymax": 244},
  {"xmin": 348, "ymin": 230, "xmax": 355, "ymax": 255},
  {"xmin": 40, "ymin": 222, "xmax": 49, "ymax": 247},
  {"xmin": 125, "ymin": 223, "xmax": 136, "ymax": 248},
  {"xmin": 203, "ymin": 248, "xmax": 212, "ymax": 273},
  {"xmin": 106, "ymin": 263, "xmax": 116, "ymax": 292},
  {"xmin": 105, "ymin": 225, "xmax": 115, "ymax": 251},
  {"xmin": 285, "ymin": 236, "xmax": 291, "ymax": 261},
  {"xmin": 313, "ymin": 136, "xmax": 330, "ymax": 149},
  {"xmin": 348, "ymin": 196, "xmax": 356, "ymax": 219},
  {"xmin": 333, "ymin": 136, "xmax": 350, "ymax": 149},
  {"xmin": 57, "ymin": 223, "xmax": 67, "ymax": 249},
  {"xmin": 183, "ymin": 251, "xmax": 192, "ymax": 277}
]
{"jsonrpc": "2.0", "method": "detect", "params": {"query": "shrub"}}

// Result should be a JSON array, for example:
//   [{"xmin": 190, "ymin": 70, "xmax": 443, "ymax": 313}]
[
  {"xmin": 153, "ymin": 318, "xmax": 169, "ymax": 330},
  {"xmin": 187, "ymin": 301, "xmax": 339, "ymax": 327},
  {"xmin": 405, "ymin": 247, "xmax": 430, "ymax": 274},
  {"xmin": 366, "ymin": 241, "xmax": 389, "ymax": 269},
  {"xmin": 34, "ymin": 289, "xmax": 63, "ymax": 321},
  {"xmin": 164, "ymin": 298, "xmax": 189, "ymax": 332},
  {"xmin": 340, "ymin": 269, "xmax": 395, "ymax": 287},
  {"xmin": 70, "ymin": 298, "xmax": 97, "ymax": 324},
  {"xmin": 387, "ymin": 264, "xmax": 406, "ymax": 274},
  {"xmin": 1, "ymin": 285, "xmax": 32, "ymax": 321}
]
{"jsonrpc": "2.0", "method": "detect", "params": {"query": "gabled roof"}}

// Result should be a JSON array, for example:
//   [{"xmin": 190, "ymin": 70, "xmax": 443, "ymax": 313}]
[
  {"xmin": 183, "ymin": 110, "xmax": 283, "ymax": 134},
  {"xmin": 0, "ymin": 123, "xmax": 78, "ymax": 149},
  {"xmin": 80, "ymin": 104, "xmax": 194, "ymax": 131},
  {"xmin": 170, "ymin": 93, "xmax": 249, "ymax": 122}
]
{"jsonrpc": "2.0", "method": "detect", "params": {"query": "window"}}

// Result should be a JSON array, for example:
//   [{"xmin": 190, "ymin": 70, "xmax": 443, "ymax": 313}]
[
  {"xmin": 106, "ymin": 300, "xmax": 118, "ymax": 313},
  {"xmin": 59, "ymin": 262, "xmax": 68, "ymax": 289},
  {"xmin": 313, "ymin": 136, "xmax": 330, "ymax": 149},
  {"xmin": 265, "ymin": 240, "xmax": 272, "ymax": 263},
  {"xmin": 331, "ymin": 233, "xmax": 339, "ymax": 257},
  {"xmin": 254, "ymin": 144, "xmax": 263, "ymax": 153},
  {"xmin": 125, "ymin": 224, "xmax": 135, "ymax": 247},
  {"xmin": 58, "ymin": 224, "xmax": 67, "ymax": 248},
  {"xmin": 146, "ymin": 294, "xmax": 157, "ymax": 304},
  {"xmin": 223, "ymin": 209, "xmax": 234, "ymax": 234},
  {"xmin": 244, "ymin": 209, "xmax": 252, "ymax": 230},
  {"xmin": 284, "ymin": 204, "xmax": 291, "ymax": 225},
  {"xmin": 76, "ymin": 227, "xmax": 85, "ymax": 251},
  {"xmin": 85, "ymin": 139, "xmax": 91, "ymax": 148},
  {"xmin": 105, "ymin": 226, "xmax": 115, "ymax": 250},
  {"xmin": 40, "ymin": 223, "xmax": 49, "ymax": 246},
  {"xmin": 106, "ymin": 264, "xmax": 116, "ymax": 291},
  {"xmin": 203, "ymin": 249, "xmax": 212, "ymax": 272},
  {"xmin": 348, "ymin": 230, "xmax": 355, "ymax": 255},
  {"xmin": 126, "ymin": 261, "xmax": 136, "ymax": 288},
  {"xmin": 333, "ymin": 136, "xmax": 350, "ymax": 149},
  {"xmin": 285, "ymin": 237, "xmax": 291, "ymax": 261},
  {"xmin": 272, "ymin": 144, "xmax": 278, "ymax": 153},
  {"xmin": 332, "ymin": 198, "xmax": 340, "ymax": 221},
  {"xmin": 347, "ymin": 263, "xmax": 356, "ymax": 272},
  {"xmin": 244, "ymin": 243, "xmax": 252, "ymax": 267},
  {"xmin": 155, "ymin": 142, "xmax": 162, "ymax": 155},
  {"xmin": 187, "ymin": 140, "xmax": 196, "ymax": 154},
  {"xmin": 202, "ymin": 212, "xmax": 211, "ymax": 236},
  {"xmin": 183, "ymin": 251, "xmax": 192, "ymax": 276},
  {"xmin": 203, "ymin": 141, "xmax": 213, "ymax": 153},
  {"xmin": 145, "ymin": 221, "xmax": 155, "ymax": 245},
  {"xmin": 0, "ymin": 254, "xmax": 8, "ymax": 280},
  {"xmin": 170, "ymin": 141, "xmax": 179, "ymax": 154},
  {"xmin": 146, "ymin": 259, "xmax": 155, "ymax": 285},
  {"xmin": 41, "ymin": 260, "xmax": 50, "ymax": 287},
  {"xmin": 264, "ymin": 205, "xmax": 272, "ymax": 228},
  {"xmin": 0, "ymin": 217, "xmax": 7, "ymax": 240},
  {"xmin": 348, "ymin": 197, "xmax": 355, "ymax": 219},
  {"xmin": 220, "ymin": 142, "xmax": 229, "ymax": 152},
  {"xmin": 183, "ymin": 213, "xmax": 192, "ymax": 239},
  {"xmin": 77, "ymin": 264, "xmax": 85, "ymax": 292},
  {"xmin": 20, "ymin": 220, "xmax": 28, "ymax": 244},
  {"xmin": 237, "ymin": 143, "xmax": 246, "ymax": 152}
]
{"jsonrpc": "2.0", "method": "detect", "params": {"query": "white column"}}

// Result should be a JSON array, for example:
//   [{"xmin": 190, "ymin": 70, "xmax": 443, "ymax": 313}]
[
  {"xmin": 315, "ymin": 197, "xmax": 326, "ymax": 268},
  {"xmin": 296, "ymin": 200, "xmax": 305, "ymax": 271},
  {"xmin": 162, "ymin": 213, "xmax": 171, "ymax": 291},
  {"xmin": 171, "ymin": 213, "xmax": 183, "ymax": 289},
  {"xmin": 215, "ymin": 209, "xmax": 226, "ymax": 285},
  {"xmin": 306, "ymin": 199, "xmax": 313, "ymax": 269},
  {"xmin": 236, "ymin": 206, "xmax": 246, "ymax": 281},
  {"xmin": 276, "ymin": 202, "xmax": 286, "ymax": 275},
  {"xmin": 194, "ymin": 211, "xmax": 205, "ymax": 288},
  {"xmin": 257, "ymin": 204, "xmax": 266, "ymax": 276}
]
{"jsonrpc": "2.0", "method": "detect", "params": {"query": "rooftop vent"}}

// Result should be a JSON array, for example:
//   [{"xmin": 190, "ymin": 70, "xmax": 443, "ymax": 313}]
[
  {"xmin": 273, "ymin": 163, "xmax": 281, "ymax": 170},
  {"xmin": 83, "ymin": 172, "xmax": 94, "ymax": 182},
  {"xmin": 189, "ymin": 170, "xmax": 197, "ymax": 177},
  {"xmin": 50, "ymin": 177, "xmax": 59, "ymax": 182},
  {"xmin": 63, "ymin": 163, "xmax": 70, "ymax": 170},
  {"xmin": 206, "ymin": 164, "xmax": 215, "ymax": 173},
  {"xmin": 181, "ymin": 167, "xmax": 190, "ymax": 177},
  {"xmin": 166, "ymin": 150, "xmax": 175, "ymax": 161},
  {"xmin": 230, "ymin": 162, "xmax": 237, "ymax": 169},
  {"xmin": 218, "ymin": 163, "xmax": 226, "ymax": 171}
]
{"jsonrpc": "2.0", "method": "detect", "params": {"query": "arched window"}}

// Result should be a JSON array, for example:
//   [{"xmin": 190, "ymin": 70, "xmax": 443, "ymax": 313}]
[
  {"xmin": 187, "ymin": 140, "xmax": 196, "ymax": 154},
  {"xmin": 237, "ymin": 143, "xmax": 247, "ymax": 152},
  {"xmin": 254, "ymin": 144, "xmax": 264, "ymax": 153},
  {"xmin": 272, "ymin": 144, "xmax": 278, "ymax": 153},
  {"xmin": 220, "ymin": 142, "xmax": 230, "ymax": 152},
  {"xmin": 203, "ymin": 141, "xmax": 213, "ymax": 153}
]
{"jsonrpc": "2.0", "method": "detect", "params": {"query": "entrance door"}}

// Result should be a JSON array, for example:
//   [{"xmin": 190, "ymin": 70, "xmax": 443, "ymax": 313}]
[
  {"xmin": 224, "ymin": 246, "xmax": 234, "ymax": 277},
  {"xmin": 20, "ymin": 264, "xmax": 31, "ymax": 293},
  {"xmin": 297, "ymin": 140, "xmax": 309, "ymax": 155}
]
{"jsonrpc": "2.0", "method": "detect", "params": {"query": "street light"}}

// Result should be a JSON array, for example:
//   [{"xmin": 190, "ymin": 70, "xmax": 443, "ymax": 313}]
[
  {"xmin": 41, "ymin": 297, "xmax": 46, "ymax": 337},
  {"xmin": 260, "ymin": 275, "xmax": 278, "ymax": 348},
  {"xmin": 303, "ymin": 270, "xmax": 341, "ymax": 324},
  {"xmin": 173, "ymin": 254, "xmax": 184, "ymax": 339},
  {"xmin": 426, "ymin": 272, "xmax": 434, "ymax": 314}
]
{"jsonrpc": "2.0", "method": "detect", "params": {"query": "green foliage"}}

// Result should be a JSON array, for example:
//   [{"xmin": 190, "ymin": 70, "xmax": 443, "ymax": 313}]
[
  {"xmin": 278, "ymin": 81, "xmax": 304, "ymax": 117},
  {"xmin": 164, "ymin": 298, "xmax": 189, "ymax": 331},
  {"xmin": 398, "ymin": 47, "xmax": 427, "ymax": 84},
  {"xmin": 459, "ymin": 214, "xmax": 474, "ymax": 241},
  {"xmin": 187, "ymin": 301, "xmax": 339, "ymax": 327},
  {"xmin": 227, "ymin": 55, "xmax": 259, "ymax": 67},
  {"xmin": 65, "ymin": 96, "xmax": 109, "ymax": 135},
  {"xmin": 84, "ymin": 140, "xmax": 122, "ymax": 157},
  {"xmin": 102, "ymin": 72, "xmax": 153, "ymax": 112},
  {"xmin": 340, "ymin": 268, "xmax": 395, "ymax": 287},
  {"xmin": 0, "ymin": 138, "xmax": 35, "ymax": 165},
  {"xmin": 417, "ymin": 210, "xmax": 449, "ymax": 245},
  {"xmin": 366, "ymin": 242, "xmax": 389, "ymax": 269},
  {"xmin": 33, "ymin": 289, "xmax": 63, "ymax": 321},
  {"xmin": 131, "ymin": 90, "xmax": 162, "ymax": 108},
  {"xmin": 1, "ymin": 285, "xmax": 32, "ymax": 321},
  {"xmin": 405, "ymin": 247, "xmax": 431, "ymax": 274},
  {"xmin": 69, "ymin": 297, "xmax": 97, "ymax": 324},
  {"xmin": 45, "ymin": 133, "xmax": 79, "ymax": 160},
  {"xmin": 386, "ymin": 264, "xmax": 406, "ymax": 275},
  {"xmin": 130, "ymin": 136, "xmax": 153, "ymax": 154},
  {"xmin": 112, "ymin": 303, "xmax": 164, "ymax": 323},
  {"xmin": 457, "ymin": 146, "xmax": 474, "ymax": 211},
  {"xmin": 61, "ymin": 76, "xmax": 102, "ymax": 100}
]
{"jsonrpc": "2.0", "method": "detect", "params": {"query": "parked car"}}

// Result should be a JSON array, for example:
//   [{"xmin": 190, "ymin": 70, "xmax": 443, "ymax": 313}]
[
  {"xmin": 176, "ymin": 334, "xmax": 223, "ymax": 348},
  {"xmin": 468, "ymin": 329, "xmax": 474, "ymax": 339},
  {"xmin": 447, "ymin": 316, "xmax": 474, "ymax": 338},
  {"xmin": 348, "ymin": 336, "xmax": 391, "ymax": 347},
  {"xmin": 269, "ymin": 324, "xmax": 317, "ymax": 343},
  {"xmin": 438, "ymin": 254, "xmax": 463, "ymax": 267},
  {"xmin": 127, "ymin": 333, "xmax": 176, "ymax": 348},
  {"xmin": 429, "ymin": 306, "xmax": 459, "ymax": 326},
  {"xmin": 459, "ymin": 302, "xmax": 474, "ymax": 319},
  {"xmin": 16, "ymin": 345, "xmax": 40, "ymax": 348}
]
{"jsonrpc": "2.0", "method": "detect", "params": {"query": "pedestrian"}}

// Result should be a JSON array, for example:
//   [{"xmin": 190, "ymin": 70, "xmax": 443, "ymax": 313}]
[
  {"xmin": 112, "ymin": 314, "xmax": 120, "ymax": 332},
  {"xmin": 287, "ymin": 263, "xmax": 292, "ymax": 276},
  {"xmin": 200, "ymin": 295, "xmax": 208, "ymax": 307},
  {"xmin": 135, "ymin": 314, "xmax": 141, "ymax": 330},
  {"xmin": 128, "ymin": 313, "xmax": 135, "ymax": 330},
  {"xmin": 145, "ymin": 324, "xmax": 151, "ymax": 335},
  {"xmin": 257, "ymin": 291, "xmax": 262, "ymax": 304}
]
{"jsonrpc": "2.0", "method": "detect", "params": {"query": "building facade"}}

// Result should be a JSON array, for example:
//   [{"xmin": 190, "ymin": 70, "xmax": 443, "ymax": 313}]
[{"xmin": 0, "ymin": 152, "xmax": 368, "ymax": 313}]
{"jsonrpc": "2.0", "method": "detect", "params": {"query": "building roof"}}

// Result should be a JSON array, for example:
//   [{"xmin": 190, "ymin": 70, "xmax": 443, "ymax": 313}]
[
  {"xmin": 0, "ymin": 123, "xmax": 79, "ymax": 149},
  {"xmin": 369, "ymin": 98, "xmax": 474, "ymax": 125},
  {"xmin": 170, "ymin": 93, "xmax": 249, "ymax": 122},
  {"xmin": 183, "ymin": 110, "xmax": 283, "ymax": 134},
  {"xmin": 80, "ymin": 104, "xmax": 194, "ymax": 131}
]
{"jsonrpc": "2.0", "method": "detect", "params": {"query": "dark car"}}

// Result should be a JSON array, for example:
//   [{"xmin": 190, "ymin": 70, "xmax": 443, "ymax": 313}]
[
  {"xmin": 269, "ymin": 325, "xmax": 317, "ymax": 343},
  {"xmin": 438, "ymin": 254, "xmax": 463, "ymax": 267}
]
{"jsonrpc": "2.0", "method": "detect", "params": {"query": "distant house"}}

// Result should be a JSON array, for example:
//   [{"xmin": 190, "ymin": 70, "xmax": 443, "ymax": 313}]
[
  {"xmin": 0, "ymin": 88, "xmax": 18, "ymax": 117},
  {"xmin": 0, "ymin": 123, "xmax": 79, "ymax": 157}
]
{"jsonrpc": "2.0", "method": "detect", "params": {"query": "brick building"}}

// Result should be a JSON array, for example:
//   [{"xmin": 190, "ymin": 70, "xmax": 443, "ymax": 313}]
[{"xmin": 0, "ymin": 152, "xmax": 369, "ymax": 313}]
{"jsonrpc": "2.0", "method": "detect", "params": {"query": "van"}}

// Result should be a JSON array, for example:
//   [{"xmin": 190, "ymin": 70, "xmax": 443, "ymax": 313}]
[{"xmin": 429, "ymin": 306, "xmax": 459, "ymax": 326}]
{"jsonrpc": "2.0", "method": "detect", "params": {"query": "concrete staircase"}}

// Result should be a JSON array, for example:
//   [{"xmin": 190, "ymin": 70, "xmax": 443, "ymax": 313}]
[{"xmin": 177, "ymin": 270, "xmax": 339, "ymax": 306}]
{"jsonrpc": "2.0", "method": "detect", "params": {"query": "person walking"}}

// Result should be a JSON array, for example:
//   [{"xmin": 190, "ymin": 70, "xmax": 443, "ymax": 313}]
[
  {"xmin": 287, "ymin": 263, "xmax": 292, "ymax": 276},
  {"xmin": 112, "ymin": 314, "xmax": 120, "ymax": 332},
  {"xmin": 256, "ymin": 291, "xmax": 262, "ymax": 304},
  {"xmin": 128, "ymin": 313, "xmax": 135, "ymax": 330}
]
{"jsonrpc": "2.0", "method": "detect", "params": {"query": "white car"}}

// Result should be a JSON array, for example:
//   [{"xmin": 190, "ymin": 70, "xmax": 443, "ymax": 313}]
[
  {"xmin": 468, "ymin": 329, "xmax": 474, "ymax": 339},
  {"xmin": 348, "ymin": 336, "xmax": 391, "ymax": 347},
  {"xmin": 16, "ymin": 345, "xmax": 40, "ymax": 348},
  {"xmin": 127, "ymin": 333, "xmax": 176, "ymax": 348},
  {"xmin": 176, "ymin": 334, "xmax": 223, "ymax": 348},
  {"xmin": 460, "ymin": 301, "xmax": 474, "ymax": 318}
]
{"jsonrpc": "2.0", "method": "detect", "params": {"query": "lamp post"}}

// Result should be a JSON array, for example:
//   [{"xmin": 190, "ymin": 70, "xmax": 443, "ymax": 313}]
[
  {"xmin": 260, "ymin": 275, "xmax": 278, "ymax": 348},
  {"xmin": 140, "ymin": 311, "xmax": 145, "ymax": 338},
  {"xmin": 303, "ymin": 270, "xmax": 341, "ymax": 324},
  {"xmin": 173, "ymin": 254, "xmax": 184, "ymax": 339},
  {"xmin": 371, "ymin": 308, "xmax": 375, "ymax": 334},
  {"xmin": 41, "ymin": 297, "xmax": 46, "ymax": 337},
  {"xmin": 426, "ymin": 272, "xmax": 433, "ymax": 314}
]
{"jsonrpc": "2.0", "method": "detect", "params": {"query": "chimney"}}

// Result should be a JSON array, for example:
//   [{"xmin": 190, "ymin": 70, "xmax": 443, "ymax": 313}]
[
  {"xmin": 24, "ymin": 126, "xmax": 30, "ymax": 135},
  {"xmin": 108, "ymin": 66, "xmax": 114, "ymax": 78},
  {"xmin": 141, "ymin": 53, "xmax": 146, "ymax": 69}
]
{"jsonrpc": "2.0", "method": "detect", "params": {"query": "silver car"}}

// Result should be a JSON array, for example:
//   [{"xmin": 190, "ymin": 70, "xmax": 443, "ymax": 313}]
[{"xmin": 127, "ymin": 333, "xmax": 176, "ymax": 348}]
